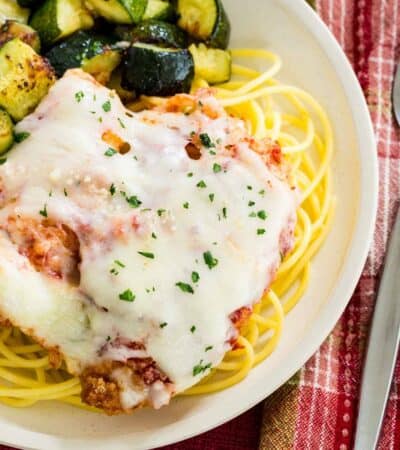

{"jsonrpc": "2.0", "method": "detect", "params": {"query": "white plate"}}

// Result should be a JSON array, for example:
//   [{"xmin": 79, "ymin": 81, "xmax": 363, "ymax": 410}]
[{"xmin": 0, "ymin": 1, "xmax": 378, "ymax": 449}]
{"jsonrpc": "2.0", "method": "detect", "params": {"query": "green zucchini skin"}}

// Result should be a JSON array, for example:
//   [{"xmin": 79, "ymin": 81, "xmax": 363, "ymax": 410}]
[
  {"xmin": 17, "ymin": 0, "xmax": 43, "ymax": 8},
  {"xmin": 0, "ymin": 108, "xmax": 13, "ymax": 154},
  {"xmin": 121, "ymin": 43, "xmax": 194, "ymax": 96},
  {"xmin": 115, "ymin": 20, "xmax": 187, "ymax": 48},
  {"xmin": 143, "ymin": 0, "xmax": 175, "ymax": 22},
  {"xmin": 209, "ymin": 0, "xmax": 230, "ymax": 49},
  {"xmin": 0, "ymin": 20, "xmax": 41, "ymax": 52},
  {"xmin": 45, "ymin": 30, "xmax": 117, "ymax": 77}
]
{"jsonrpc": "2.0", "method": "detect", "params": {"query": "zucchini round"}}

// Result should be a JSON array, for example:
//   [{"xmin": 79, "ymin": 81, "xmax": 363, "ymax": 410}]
[
  {"xmin": 189, "ymin": 43, "xmax": 231, "ymax": 84},
  {"xmin": 46, "ymin": 30, "xmax": 120, "ymax": 80},
  {"xmin": 115, "ymin": 20, "xmax": 187, "ymax": 48},
  {"xmin": 121, "ymin": 42, "xmax": 194, "ymax": 96},
  {"xmin": 87, "ymin": 0, "xmax": 147, "ymax": 24},
  {"xmin": 0, "ymin": 20, "xmax": 40, "ymax": 52},
  {"xmin": 177, "ymin": 0, "xmax": 230, "ymax": 49},
  {"xmin": 30, "ymin": 0, "xmax": 94, "ymax": 46},
  {"xmin": 0, "ymin": 108, "xmax": 13, "ymax": 154}
]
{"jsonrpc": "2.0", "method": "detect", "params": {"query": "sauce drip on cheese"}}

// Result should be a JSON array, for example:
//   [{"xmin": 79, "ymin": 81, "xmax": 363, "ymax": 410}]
[{"xmin": 0, "ymin": 70, "xmax": 297, "ymax": 411}]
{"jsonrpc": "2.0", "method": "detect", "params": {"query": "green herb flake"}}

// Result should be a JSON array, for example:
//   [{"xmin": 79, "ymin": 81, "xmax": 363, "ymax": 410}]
[
  {"xmin": 106, "ymin": 335, "xmax": 111, "ymax": 341},
  {"xmin": 183, "ymin": 202, "xmax": 189, "ymax": 209},
  {"xmin": 187, "ymin": 172, "xmax": 193, "ymax": 178},
  {"xmin": 104, "ymin": 148, "xmax": 117, "ymax": 157},
  {"xmin": 118, "ymin": 117, "xmax": 125, "ymax": 128},
  {"xmin": 222, "ymin": 207, "xmax": 227, "ymax": 218},
  {"xmin": 197, "ymin": 180, "xmax": 207, "ymax": 188},
  {"xmin": 216, "ymin": 138, "xmax": 222, "ymax": 144},
  {"xmin": 0, "ymin": 158, "xmax": 6, "ymax": 165},
  {"xmin": 39, "ymin": 204, "xmax": 47, "ymax": 218},
  {"xmin": 109, "ymin": 183, "xmax": 116, "ymax": 195},
  {"xmin": 280, "ymin": 252, "xmax": 284, "ymax": 262},
  {"xmin": 160, "ymin": 322, "xmax": 168, "ymax": 328},
  {"xmin": 119, "ymin": 289, "xmax": 135, "ymax": 302},
  {"xmin": 151, "ymin": 232, "xmax": 157, "ymax": 239},
  {"xmin": 14, "ymin": 131, "xmax": 30, "ymax": 143},
  {"xmin": 205, "ymin": 345, "xmax": 213, "ymax": 352},
  {"xmin": 199, "ymin": 133, "xmax": 214, "ymax": 148},
  {"xmin": 257, "ymin": 210, "xmax": 268, "ymax": 220},
  {"xmin": 176, "ymin": 282, "xmax": 194, "ymax": 294},
  {"xmin": 125, "ymin": 194, "xmax": 142, "ymax": 208},
  {"xmin": 157, "ymin": 209, "xmax": 166, "ymax": 217},
  {"xmin": 213, "ymin": 163, "xmax": 222, "ymax": 173},
  {"xmin": 248, "ymin": 201, "xmax": 255, "ymax": 207},
  {"xmin": 209, "ymin": 193, "xmax": 215, "ymax": 202},
  {"xmin": 249, "ymin": 212, "xmax": 257, "ymax": 218},
  {"xmin": 138, "ymin": 251, "xmax": 154, "ymax": 259},
  {"xmin": 102, "ymin": 100, "xmax": 111, "ymax": 112},
  {"xmin": 115, "ymin": 260, "xmax": 125, "ymax": 268},
  {"xmin": 190, "ymin": 325, "xmax": 196, "ymax": 333},
  {"xmin": 257, "ymin": 228, "xmax": 266, "ymax": 235},
  {"xmin": 63, "ymin": 188, "xmax": 68, "ymax": 196},
  {"xmin": 191, "ymin": 271, "xmax": 200, "ymax": 283},
  {"xmin": 98, "ymin": 117, "xmax": 103, "ymax": 123},
  {"xmin": 192, "ymin": 360, "xmax": 212, "ymax": 376},
  {"xmin": 75, "ymin": 91, "xmax": 84, "ymax": 103},
  {"xmin": 209, "ymin": 150, "xmax": 216, "ymax": 155},
  {"xmin": 203, "ymin": 251, "xmax": 218, "ymax": 269},
  {"xmin": 247, "ymin": 185, "xmax": 253, "ymax": 190},
  {"xmin": 259, "ymin": 189, "xmax": 265, "ymax": 196}
]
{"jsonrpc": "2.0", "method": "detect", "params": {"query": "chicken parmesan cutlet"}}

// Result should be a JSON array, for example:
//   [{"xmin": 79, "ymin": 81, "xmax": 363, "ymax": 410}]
[{"xmin": 0, "ymin": 70, "xmax": 297, "ymax": 414}]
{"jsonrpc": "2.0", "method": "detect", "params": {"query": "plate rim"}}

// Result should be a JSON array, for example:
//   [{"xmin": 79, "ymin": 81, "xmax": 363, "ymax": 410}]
[{"xmin": 0, "ymin": 1, "xmax": 378, "ymax": 449}]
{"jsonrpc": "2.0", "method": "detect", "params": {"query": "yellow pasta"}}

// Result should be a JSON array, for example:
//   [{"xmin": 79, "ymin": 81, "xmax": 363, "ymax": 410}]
[{"xmin": 0, "ymin": 49, "xmax": 333, "ymax": 409}]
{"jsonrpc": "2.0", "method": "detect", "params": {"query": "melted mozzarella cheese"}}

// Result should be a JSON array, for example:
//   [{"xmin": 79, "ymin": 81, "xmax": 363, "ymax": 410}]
[{"xmin": 0, "ymin": 70, "xmax": 297, "ymax": 408}]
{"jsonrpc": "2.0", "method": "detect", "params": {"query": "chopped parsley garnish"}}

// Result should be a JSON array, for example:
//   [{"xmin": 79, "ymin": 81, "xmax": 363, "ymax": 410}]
[
  {"xmin": 191, "ymin": 271, "xmax": 200, "ymax": 283},
  {"xmin": 257, "ymin": 210, "xmax": 268, "ymax": 220},
  {"xmin": 160, "ymin": 322, "xmax": 168, "ymax": 328},
  {"xmin": 118, "ymin": 117, "xmax": 125, "ymax": 128},
  {"xmin": 63, "ymin": 188, "xmax": 68, "ymax": 196},
  {"xmin": 190, "ymin": 130, "xmax": 196, "ymax": 137},
  {"xmin": 151, "ymin": 232, "xmax": 157, "ymax": 239},
  {"xmin": 257, "ymin": 228, "xmax": 266, "ymax": 235},
  {"xmin": 119, "ymin": 289, "xmax": 135, "ymax": 302},
  {"xmin": 110, "ymin": 268, "xmax": 118, "ymax": 275},
  {"xmin": 157, "ymin": 208, "xmax": 166, "ymax": 217},
  {"xmin": 247, "ymin": 185, "xmax": 253, "ymax": 190},
  {"xmin": 183, "ymin": 202, "xmax": 189, "ymax": 209},
  {"xmin": 109, "ymin": 183, "xmax": 116, "ymax": 195},
  {"xmin": 197, "ymin": 180, "xmax": 207, "ymax": 188},
  {"xmin": 115, "ymin": 260, "xmax": 125, "ymax": 267},
  {"xmin": 216, "ymin": 138, "xmax": 222, "ymax": 144},
  {"xmin": 98, "ymin": 117, "xmax": 103, "ymax": 123},
  {"xmin": 190, "ymin": 325, "xmax": 196, "ymax": 333},
  {"xmin": 209, "ymin": 193, "xmax": 215, "ymax": 202},
  {"xmin": 39, "ymin": 204, "xmax": 47, "ymax": 217},
  {"xmin": 213, "ymin": 163, "xmax": 222, "ymax": 173},
  {"xmin": 104, "ymin": 148, "xmax": 117, "ymax": 157},
  {"xmin": 248, "ymin": 201, "xmax": 255, "ymax": 207},
  {"xmin": 193, "ymin": 360, "xmax": 211, "ymax": 376},
  {"xmin": 205, "ymin": 345, "xmax": 213, "ymax": 352},
  {"xmin": 249, "ymin": 212, "xmax": 257, "ymax": 218},
  {"xmin": 75, "ymin": 91, "xmax": 84, "ymax": 102},
  {"xmin": 0, "ymin": 158, "xmax": 6, "ymax": 165},
  {"xmin": 110, "ymin": 260, "xmax": 125, "ymax": 276},
  {"xmin": 222, "ymin": 207, "xmax": 227, "ymax": 218},
  {"xmin": 121, "ymin": 192, "xmax": 142, "ymax": 208},
  {"xmin": 176, "ymin": 282, "xmax": 194, "ymax": 294},
  {"xmin": 203, "ymin": 251, "xmax": 218, "ymax": 269},
  {"xmin": 48, "ymin": 190, "xmax": 53, "ymax": 197},
  {"xmin": 187, "ymin": 172, "xmax": 193, "ymax": 177},
  {"xmin": 146, "ymin": 287, "xmax": 156, "ymax": 293},
  {"xmin": 138, "ymin": 251, "xmax": 154, "ymax": 259},
  {"xmin": 14, "ymin": 131, "xmax": 30, "ymax": 143},
  {"xmin": 209, "ymin": 150, "xmax": 216, "ymax": 155},
  {"xmin": 102, "ymin": 100, "xmax": 111, "ymax": 112},
  {"xmin": 106, "ymin": 335, "xmax": 111, "ymax": 341},
  {"xmin": 259, "ymin": 189, "xmax": 265, "ymax": 196},
  {"xmin": 199, "ymin": 133, "xmax": 214, "ymax": 148}
]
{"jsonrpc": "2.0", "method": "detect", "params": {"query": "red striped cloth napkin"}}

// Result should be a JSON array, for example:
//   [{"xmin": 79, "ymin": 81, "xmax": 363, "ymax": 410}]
[{"xmin": 1, "ymin": 2, "xmax": 400, "ymax": 450}]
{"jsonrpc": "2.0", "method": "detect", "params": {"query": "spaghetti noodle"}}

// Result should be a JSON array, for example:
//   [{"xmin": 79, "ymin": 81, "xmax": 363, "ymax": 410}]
[{"xmin": 0, "ymin": 49, "xmax": 334, "ymax": 410}]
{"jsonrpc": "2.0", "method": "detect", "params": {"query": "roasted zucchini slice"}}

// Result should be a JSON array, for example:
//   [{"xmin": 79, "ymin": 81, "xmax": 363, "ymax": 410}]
[
  {"xmin": 121, "ymin": 42, "xmax": 194, "ymax": 96},
  {"xmin": 0, "ymin": 39, "xmax": 55, "ymax": 121},
  {"xmin": 189, "ymin": 43, "xmax": 230, "ymax": 84},
  {"xmin": 115, "ymin": 20, "xmax": 187, "ymax": 48},
  {"xmin": 0, "ymin": 108, "xmax": 13, "ymax": 153},
  {"xmin": 46, "ymin": 30, "xmax": 121, "ymax": 83},
  {"xmin": 30, "ymin": 0, "xmax": 94, "ymax": 46},
  {"xmin": 177, "ymin": 0, "xmax": 230, "ymax": 49},
  {"xmin": 87, "ymin": 0, "xmax": 147, "ymax": 24},
  {"xmin": 0, "ymin": 20, "xmax": 40, "ymax": 51},
  {"xmin": 0, "ymin": 0, "xmax": 29, "ymax": 24},
  {"xmin": 142, "ymin": 0, "xmax": 174, "ymax": 21}
]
